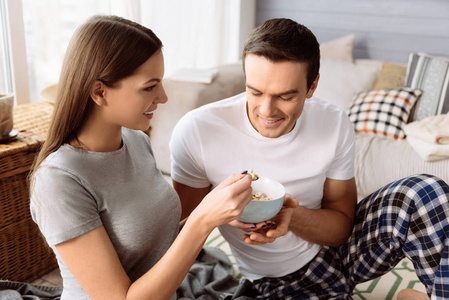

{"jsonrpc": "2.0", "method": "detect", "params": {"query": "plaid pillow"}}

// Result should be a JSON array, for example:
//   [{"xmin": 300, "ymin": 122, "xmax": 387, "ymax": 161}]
[{"xmin": 347, "ymin": 88, "xmax": 422, "ymax": 139}]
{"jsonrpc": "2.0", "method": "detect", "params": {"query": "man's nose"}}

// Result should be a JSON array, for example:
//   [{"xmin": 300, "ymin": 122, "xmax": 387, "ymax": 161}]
[{"xmin": 259, "ymin": 97, "xmax": 276, "ymax": 116}]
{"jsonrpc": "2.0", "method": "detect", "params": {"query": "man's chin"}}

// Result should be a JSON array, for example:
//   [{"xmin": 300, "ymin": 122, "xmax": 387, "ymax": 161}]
[{"xmin": 258, "ymin": 129, "xmax": 283, "ymax": 139}]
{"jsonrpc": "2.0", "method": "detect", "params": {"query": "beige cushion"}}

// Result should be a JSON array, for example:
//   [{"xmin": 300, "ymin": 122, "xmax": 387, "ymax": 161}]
[
  {"xmin": 354, "ymin": 134, "xmax": 449, "ymax": 200},
  {"xmin": 313, "ymin": 58, "xmax": 381, "ymax": 110},
  {"xmin": 150, "ymin": 63, "xmax": 246, "ymax": 174},
  {"xmin": 40, "ymin": 84, "xmax": 58, "ymax": 104},
  {"xmin": 320, "ymin": 34, "xmax": 355, "ymax": 62},
  {"xmin": 373, "ymin": 62, "xmax": 407, "ymax": 90}
]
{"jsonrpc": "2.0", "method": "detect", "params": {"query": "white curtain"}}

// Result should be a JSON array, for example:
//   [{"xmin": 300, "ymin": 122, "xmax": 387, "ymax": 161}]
[
  {"xmin": 139, "ymin": 0, "xmax": 252, "ymax": 76},
  {"xmin": 20, "ymin": 0, "xmax": 255, "ymax": 102}
]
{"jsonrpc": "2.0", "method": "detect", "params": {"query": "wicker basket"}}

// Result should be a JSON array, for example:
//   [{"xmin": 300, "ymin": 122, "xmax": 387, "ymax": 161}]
[{"xmin": 0, "ymin": 102, "xmax": 58, "ymax": 282}]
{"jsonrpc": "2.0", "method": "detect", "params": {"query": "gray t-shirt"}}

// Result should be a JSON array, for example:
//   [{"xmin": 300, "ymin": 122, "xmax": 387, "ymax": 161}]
[{"xmin": 31, "ymin": 128, "xmax": 181, "ymax": 299}]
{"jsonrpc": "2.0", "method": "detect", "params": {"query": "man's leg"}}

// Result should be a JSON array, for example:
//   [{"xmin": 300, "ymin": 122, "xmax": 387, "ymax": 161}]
[
  {"xmin": 341, "ymin": 174, "xmax": 449, "ymax": 299},
  {"xmin": 253, "ymin": 246, "xmax": 351, "ymax": 299},
  {"xmin": 253, "ymin": 174, "xmax": 449, "ymax": 299}
]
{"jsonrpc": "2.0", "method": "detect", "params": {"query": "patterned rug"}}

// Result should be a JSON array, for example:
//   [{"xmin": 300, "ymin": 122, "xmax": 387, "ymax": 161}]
[{"xmin": 205, "ymin": 228, "xmax": 426, "ymax": 300}]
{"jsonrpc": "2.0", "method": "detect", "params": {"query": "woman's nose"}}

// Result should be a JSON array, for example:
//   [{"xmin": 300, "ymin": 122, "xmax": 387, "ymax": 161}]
[{"xmin": 156, "ymin": 84, "xmax": 168, "ymax": 104}]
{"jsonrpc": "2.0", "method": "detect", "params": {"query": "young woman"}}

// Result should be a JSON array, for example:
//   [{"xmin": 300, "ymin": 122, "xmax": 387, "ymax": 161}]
[{"xmin": 30, "ymin": 15, "xmax": 253, "ymax": 300}]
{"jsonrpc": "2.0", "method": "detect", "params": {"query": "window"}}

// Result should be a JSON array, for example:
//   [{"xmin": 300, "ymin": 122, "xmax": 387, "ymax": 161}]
[
  {"xmin": 0, "ymin": 0, "xmax": 12, "ymax": 95},
  {"xmin": 1, "ymin": 0, "xmax": 29, "ymax": 104},
  {"xmin": 22, "ymin": 0, "xmax": 134, "ymax": 103},
  {"xmin": 5, "ymin": 0, "xmax": 254, "ymax": 104}
]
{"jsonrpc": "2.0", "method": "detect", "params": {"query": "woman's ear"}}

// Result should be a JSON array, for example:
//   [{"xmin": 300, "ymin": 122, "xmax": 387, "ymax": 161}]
[
  {"xmin": 90, "ymin": 80, "xmax": 106, "ymax": 106},
  {"xmin": 306, "ymin": 74, "xmax": 320, "ymax": 99}
]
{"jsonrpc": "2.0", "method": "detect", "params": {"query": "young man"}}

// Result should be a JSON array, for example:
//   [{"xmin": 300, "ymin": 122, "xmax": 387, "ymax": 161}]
[{"xmin": 170, "ymin": 18, "xmax": 448, "ymax": 299}]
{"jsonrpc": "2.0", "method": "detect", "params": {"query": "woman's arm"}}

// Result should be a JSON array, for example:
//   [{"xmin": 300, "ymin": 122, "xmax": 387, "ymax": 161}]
[
  {"xmin": 56, "ymin": 218, "xmax": 209, "ymax": 300},
  {"xmin": 56, "ymin": 173, "xmax": 252, "ymax": 300}
]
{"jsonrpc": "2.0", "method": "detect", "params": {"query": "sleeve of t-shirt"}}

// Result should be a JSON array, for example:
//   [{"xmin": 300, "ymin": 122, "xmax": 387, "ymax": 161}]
[
  {"xmin": 326, "ymin": 112, "xmax": 355, "ymax": 180},
  {"xmin": 30, "ymin": 165, "xmax": 102, "ymax": 247},
  {"xmin": 169, "ymin": 112, "xmax": 211, "ymax": 188}
]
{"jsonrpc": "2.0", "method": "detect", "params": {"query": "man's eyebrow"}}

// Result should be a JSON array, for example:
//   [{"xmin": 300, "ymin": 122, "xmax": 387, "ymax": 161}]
[
  {"xmin": 246, "ymin": 83, "xmax": 299, "ymax": 97},
  {"xmin": 246, "ymin": 84, "xmax": 261, "ymax": 93}
]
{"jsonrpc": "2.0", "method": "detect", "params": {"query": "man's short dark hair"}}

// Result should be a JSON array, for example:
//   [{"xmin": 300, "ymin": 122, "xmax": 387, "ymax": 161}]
[{"xmin": 242, "ymin": 18, "xmax": 320, "ymax": 90}]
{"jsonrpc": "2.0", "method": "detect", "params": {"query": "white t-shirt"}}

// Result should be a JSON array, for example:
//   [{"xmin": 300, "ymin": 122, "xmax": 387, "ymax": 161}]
[{"xmin": 170, "ymin": 92, "xmax": 355, "ymax": 280}]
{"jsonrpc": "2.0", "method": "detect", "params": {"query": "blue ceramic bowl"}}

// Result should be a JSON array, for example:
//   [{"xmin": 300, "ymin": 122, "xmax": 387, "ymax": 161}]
[{"xmin": 238, "ymin": 176, "xmax": 286, "ymax": 223}]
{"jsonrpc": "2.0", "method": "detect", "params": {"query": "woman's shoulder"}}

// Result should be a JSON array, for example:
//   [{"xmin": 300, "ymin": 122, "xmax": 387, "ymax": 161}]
[
  {"xmin": 122, "ymin": 127, "xmax": 153, "ymax": 155},
  {"xmin": 40, "ymin": 144, "xmax": 84, "ymax": 171},
  {"xmin": 34, "ymin": 146, "xmax": 88, "ymax": 190}
]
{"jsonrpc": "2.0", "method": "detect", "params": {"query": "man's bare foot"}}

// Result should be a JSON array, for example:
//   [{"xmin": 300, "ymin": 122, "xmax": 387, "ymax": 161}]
[{"xmin": 397, "ymin": 288, "xmax": 429, "ymax": 300}]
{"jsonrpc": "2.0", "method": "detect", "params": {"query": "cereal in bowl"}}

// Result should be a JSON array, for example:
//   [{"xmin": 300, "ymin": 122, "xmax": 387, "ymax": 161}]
[{"xmin": 252, "ymin": 191, "xmax": 272, "ymax": 201}]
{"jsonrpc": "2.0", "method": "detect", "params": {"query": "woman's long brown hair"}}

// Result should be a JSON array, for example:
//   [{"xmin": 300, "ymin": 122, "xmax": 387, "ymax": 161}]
[{"xmin": 30, "ymin": 15, "xmax": 162, "ymax": 182}]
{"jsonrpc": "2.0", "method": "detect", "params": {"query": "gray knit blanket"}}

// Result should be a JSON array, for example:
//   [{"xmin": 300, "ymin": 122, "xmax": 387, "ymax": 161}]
[{"xmin": 0, "ymin": 247, "xmax": 256, "ymax": 300}]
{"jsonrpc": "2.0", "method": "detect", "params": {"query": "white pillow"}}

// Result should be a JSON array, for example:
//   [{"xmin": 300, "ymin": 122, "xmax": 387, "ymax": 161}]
[
  {"xmin": 320, "ymin": 34, "xmax": 355, "ymax": 62},
  {"xmin": 313, "ymin": 58, "xmax": 381, "ymax": 110},
  {"xmin": 404, "ymin": 52, "xmax": 449, "ymax": 121}
]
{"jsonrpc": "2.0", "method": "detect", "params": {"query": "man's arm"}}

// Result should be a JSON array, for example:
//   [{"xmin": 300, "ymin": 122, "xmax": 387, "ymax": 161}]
[
  {"xmin": 289, "ymin": 177, "xmax": 357, "ymax": 246},
  {"xmin": 244, "ymin": 177, "xmax": 357, "ymax": 247},
  {"xmin": 173, "ymin": 180, "xmax": 210, "ymax": 221}
]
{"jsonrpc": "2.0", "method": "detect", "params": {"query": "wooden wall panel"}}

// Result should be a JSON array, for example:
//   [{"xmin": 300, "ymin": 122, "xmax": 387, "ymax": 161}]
[{"xmin": 256, "ymin": 0, "xmax": 449, "ymax": 64}]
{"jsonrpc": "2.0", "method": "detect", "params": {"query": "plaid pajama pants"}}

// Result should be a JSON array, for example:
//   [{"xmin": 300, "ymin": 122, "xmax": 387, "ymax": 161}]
[{"xmin": 253, "ymin": 174, "xmax": 449, "ymax": 299}]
